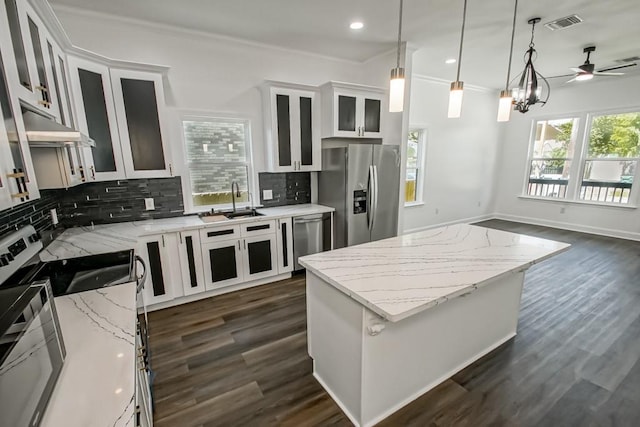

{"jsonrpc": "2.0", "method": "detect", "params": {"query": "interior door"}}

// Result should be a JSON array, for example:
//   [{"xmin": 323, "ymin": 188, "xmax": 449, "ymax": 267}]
[
  {"xmin": 371, "ymin": 145, "xmax": 401, "ymax": 242},
  {"xmin": 347, "ymin": 144, "xmax": 373, "ymax": 246}
]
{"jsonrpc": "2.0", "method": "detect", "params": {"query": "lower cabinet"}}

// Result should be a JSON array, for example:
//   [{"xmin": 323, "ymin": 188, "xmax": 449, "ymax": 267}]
[
  {"xmin": 137, "ymin": 233, "xmax": 182, "ymax": 305},
  {"xmin": 201, "ymin": 234, "xmax": 278, "ymax": 290},
  {"xmin": 276, "ymin": 217, "xmax": 294, "ymax": 274},
  {"xmin": 177, "ymin": 230, "xmax": 206, "ymax": 296}
]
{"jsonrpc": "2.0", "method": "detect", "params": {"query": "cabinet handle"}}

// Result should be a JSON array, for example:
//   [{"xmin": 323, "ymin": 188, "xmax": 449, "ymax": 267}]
[
  {"xmin": 161, "ymin": 235, "xmax": 165, "ymax": 247},
  {"xmin": 243, "ymin": 239, "xmax": 246, "ymax": 250},
  {"xmin": 238, "ymin": 240, "xmax": 241, "ymax": 251},
  {"xmin": 90, "ymin": 166, "xmax": 96, "ymax": 180},
  {"xmin": 169, "ymin": 163, "xmax": 173, "ymax": 176},
  {"xmin": 179, "ymin": 233, "xmax": 183, "ymax": 244},
  {"xmin": 37, "ymin": 100, "xmax": 52, "ymax": 107},
  {"xmin": 35, "ymin": 85, "xmax": 49, "ymax": 93}
]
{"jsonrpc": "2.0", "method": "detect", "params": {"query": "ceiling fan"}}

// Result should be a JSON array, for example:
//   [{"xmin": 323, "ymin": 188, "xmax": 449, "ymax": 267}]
[{"xmin": 550, "ymin": 46, "xmax": 637, "ymax": 83}]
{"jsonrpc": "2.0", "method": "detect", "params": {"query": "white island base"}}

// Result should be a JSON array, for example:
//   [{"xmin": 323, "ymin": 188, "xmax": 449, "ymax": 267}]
[{"xmin": 306, "ymin": 270, "xmax": 525, "ymax": 427}]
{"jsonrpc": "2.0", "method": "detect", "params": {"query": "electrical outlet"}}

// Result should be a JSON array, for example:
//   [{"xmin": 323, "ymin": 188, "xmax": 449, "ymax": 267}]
[
  {"xmin": 263, "ymin": 189, "xmax": 273, "ymax": 200},
  {"xmin": 145, "ymin": 198, "xmax": 155, "ymax": 211},
  {"xmin": 435, "ymin": 208, "xmax": 439, "ymax": 215}
]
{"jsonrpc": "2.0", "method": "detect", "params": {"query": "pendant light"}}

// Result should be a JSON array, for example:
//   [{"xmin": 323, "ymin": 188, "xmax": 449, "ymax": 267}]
[
  {"xmin": 389, "ymin": 0, "xmax": 405, "ymax": 112},
  {"xmin": 497, "ymin": 0, "xmax": 518, "ymax": 122},
  {"xmin": 448, "ymin": 0, "xmax": 468, "ymax": 119},
  {"xmin": 512, "ymin": 17, "xmax": 550, "ymax": 113}
]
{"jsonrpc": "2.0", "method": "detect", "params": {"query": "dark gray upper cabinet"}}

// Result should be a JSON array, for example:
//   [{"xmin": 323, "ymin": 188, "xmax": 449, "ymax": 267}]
[
  {"xmin": 262, "ymin": 82, "xmax": 321, "ymax": 172},
  {"xmin": 321, "ymin": 82, "xmax": 385, "ymax": 139}
]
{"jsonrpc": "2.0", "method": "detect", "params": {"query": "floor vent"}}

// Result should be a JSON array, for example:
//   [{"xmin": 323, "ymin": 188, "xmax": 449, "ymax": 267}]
[{"xmin": 544, "ymin": 15, "xmax": 583, "ymax": 31}]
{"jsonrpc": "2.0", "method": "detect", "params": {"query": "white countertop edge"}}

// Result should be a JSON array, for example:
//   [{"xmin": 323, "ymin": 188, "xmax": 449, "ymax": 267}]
[{"xmin": 300, "ymin": 243, "xmax": 570, "ymax": 323}]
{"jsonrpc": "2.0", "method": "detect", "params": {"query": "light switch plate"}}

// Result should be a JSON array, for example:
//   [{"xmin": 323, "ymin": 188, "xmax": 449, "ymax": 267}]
[
  {"xmin": 263, "ymin": 189, "xmax": 273, "ymax": 200},
  {"xmin": 144, "ymin": 198, "xmax": 155, "ymax": 210}
]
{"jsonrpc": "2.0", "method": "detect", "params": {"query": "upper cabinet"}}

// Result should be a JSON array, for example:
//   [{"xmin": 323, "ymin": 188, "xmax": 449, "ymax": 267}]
[
  {"xmin": 110, "ymin": 69, "xmax": 172, "ymax": 179},
  {"xmin": 321, "ymin": 81, "xmax": 384, "ymax": 139},
  {"xmin": 67, "ymin": 56, "xmax": 124, "ymax": 181},
  {"xmin": 262, "ymin": 81, "xmax": 321, "ymax": 172},
  {"xmin": 68, "ymin": 59, "xmax": 172, "ymax": 181}
]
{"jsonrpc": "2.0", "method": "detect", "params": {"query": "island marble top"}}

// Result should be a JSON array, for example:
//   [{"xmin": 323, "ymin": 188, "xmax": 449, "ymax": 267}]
[{"xmin": 299, "ymin": 224, "xmax": 570, "ymax": 322}]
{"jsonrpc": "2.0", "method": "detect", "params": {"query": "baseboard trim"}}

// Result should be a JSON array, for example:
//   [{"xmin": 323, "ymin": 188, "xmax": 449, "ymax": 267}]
[
  {"xmin": 312, "ymin": 371, "xmax": 361, "ymax": 427},
  {"xmin": 493, "ymin": 213, "xmax": 640, "ymax": 242},
  {"xmin": 403, "ymin": 214, "xmax": 494, "ymax": 235}
]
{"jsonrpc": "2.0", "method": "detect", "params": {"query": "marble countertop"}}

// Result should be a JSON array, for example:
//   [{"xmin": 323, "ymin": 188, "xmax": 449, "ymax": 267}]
[
  {"xmin": 299, "ymin": 224, "xmax": 570, "ymax": 323},
  {"xmin": 41, "ymin": 282, "xmax": 137, "ymax": 427},
  {"xmin": 40, "ymin": 204, "xmax": 333, "ymax": 261}
]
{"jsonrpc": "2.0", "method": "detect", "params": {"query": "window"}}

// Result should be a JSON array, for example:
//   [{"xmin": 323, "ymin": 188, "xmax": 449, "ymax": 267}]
[
  {"xmin": 182, "ymin": 117, "xmax": 252, "ymax": 210},
  {"xmin": 405, "ymin": 129, "xmax": 426, "ymax": 205},
  {"xmin": 524, "ymin": 110, "xmax": 640, "ymax": 205},
  {"xmin": 526, "ymin": 118, "xmax": 579, "ymax": 198},
  {"xmin": 580, "ymin": 112, "xmax": 639, "ymax": 204}
]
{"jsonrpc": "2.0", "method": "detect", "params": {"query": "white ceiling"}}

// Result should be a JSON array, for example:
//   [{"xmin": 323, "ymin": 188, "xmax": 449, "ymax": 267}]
[{"xmin": 50, "ymin": 0, "xmax": 640, "ymax": 89}]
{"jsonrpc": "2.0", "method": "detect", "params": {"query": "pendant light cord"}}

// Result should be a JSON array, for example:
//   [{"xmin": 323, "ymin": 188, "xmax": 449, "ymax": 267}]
[
  {"xmin": 396, "ymin": 0, "xmax": 403, "ymax": 68},
  {"xmin": 529, "ymin": 18, "xmax": 536, "ymax": 48},
  {"xmin": 504, "ymin": 0, "xmax": 518, "ymax": 91},
  {"xmin": 455, "ymin": 0, "xmax": 468, "ymax": 81}
]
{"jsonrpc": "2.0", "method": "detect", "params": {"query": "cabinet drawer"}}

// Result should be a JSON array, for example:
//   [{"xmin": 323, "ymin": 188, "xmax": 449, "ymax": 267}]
[
  {"xmin": 200, "ymin": 225, "xmax": 240, "ymax": 243},
  {"xmin": 241, "ymin": 220, "xmax": 276, "ymax": 236}
]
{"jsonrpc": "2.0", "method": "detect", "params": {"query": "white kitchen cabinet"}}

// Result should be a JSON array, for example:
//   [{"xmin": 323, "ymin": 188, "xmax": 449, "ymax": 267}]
[
  {"xmin": 68, "ymin": 55, "xmax": 125, "ymax": 181},
  {"xmin": 200, "ymin": 219, "xmax": 280, "ymax": 289},
  {"xmin": 0, "ymin": 33, "xmax": 40, "ymax": 207},
  {"xmin": 137, "ymin": 233, "xmax": 183, "ymax": 305},
  {"xmin": 110, "ymin": 68, "xmax": 173, "ymax": 179},
  {"xmin": 262, "ymin": 82, "xmax": 321, "ymax": 172},
  {"xmin": 276, "ymin": 217, "xmax": 294, "ymax": 274},
  {"xmin": 177, "ymin": 229, "xmax": 206, "ymax": 296},
  {"xmin": 321, "ymin": 81, "xmax": 384, "ymax": 139},
  {"xmin": 202, "ymin": 237, "xmax": 245, "ymax": 289}
]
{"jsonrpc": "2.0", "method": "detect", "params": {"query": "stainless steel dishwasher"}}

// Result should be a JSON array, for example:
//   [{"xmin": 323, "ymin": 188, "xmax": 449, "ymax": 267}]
[{"xmin": 293, "ymin": 213, "xmax": 327, "ymax": 271}]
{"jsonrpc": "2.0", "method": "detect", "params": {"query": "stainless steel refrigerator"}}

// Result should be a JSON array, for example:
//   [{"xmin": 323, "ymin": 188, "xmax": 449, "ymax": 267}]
[{"xmin": 319, "ymin": 143, "xmax": 401, "ymax": 249}]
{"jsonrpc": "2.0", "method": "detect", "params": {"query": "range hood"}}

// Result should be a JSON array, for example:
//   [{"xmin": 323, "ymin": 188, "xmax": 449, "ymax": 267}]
[{"xmin": 23, "ymin": 110, "xmax": 95, "ymax": 147}]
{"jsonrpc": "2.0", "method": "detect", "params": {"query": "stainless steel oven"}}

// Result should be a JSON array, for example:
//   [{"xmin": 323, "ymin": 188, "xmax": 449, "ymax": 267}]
[{"xmin": 0, "ymin": 280, "xmax": 65, "ymax": 427}]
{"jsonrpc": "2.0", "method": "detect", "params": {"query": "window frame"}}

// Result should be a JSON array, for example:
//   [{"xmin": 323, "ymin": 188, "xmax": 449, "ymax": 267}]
[
  {"xmin": 522, "ymin": 107, "xmax": 640, "ymax": 208},
  {"xmin": 405, "ymin": 128, "xmax": 427, "ymax": 207},
  {"xmin": 179, "ymin": 113, "xmax": 256, "ymax": 214}
]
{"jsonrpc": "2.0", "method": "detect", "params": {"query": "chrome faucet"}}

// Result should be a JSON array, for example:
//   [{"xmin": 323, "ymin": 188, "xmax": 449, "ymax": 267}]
[{"xmin": 231, "ymin": 181, "xmax": 241, "ymax": 213}]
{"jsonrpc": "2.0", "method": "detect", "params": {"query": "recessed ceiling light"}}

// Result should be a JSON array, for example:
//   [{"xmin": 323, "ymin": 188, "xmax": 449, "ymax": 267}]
[
  {"xmin": 445, "ymin": 58, "xmax": 457, "ymax": 64},
  {"xmin": 350, "ymin": 22, "xmax": 364, "ymax": 30}
]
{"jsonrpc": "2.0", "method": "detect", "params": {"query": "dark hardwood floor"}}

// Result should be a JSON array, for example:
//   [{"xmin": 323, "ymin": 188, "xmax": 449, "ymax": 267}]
[{"xmin": 147, "ymin": 220, "xmax": 640, "ymax": 426}]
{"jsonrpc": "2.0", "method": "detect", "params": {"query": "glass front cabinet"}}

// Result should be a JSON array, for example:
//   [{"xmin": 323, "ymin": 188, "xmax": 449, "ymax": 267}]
[
  {"xmin": 321, "ymin": 81, "xmax": 384, "ymax": 139},
  {"xmin": 262, "ymin": 82, "xmax": 321, "ymax": 172}
]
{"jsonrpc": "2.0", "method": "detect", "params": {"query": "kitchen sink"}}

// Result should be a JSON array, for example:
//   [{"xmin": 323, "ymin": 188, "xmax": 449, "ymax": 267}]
[{"xmin": 223, "ymin": 209, "xmax": 264, "ymax": 219}]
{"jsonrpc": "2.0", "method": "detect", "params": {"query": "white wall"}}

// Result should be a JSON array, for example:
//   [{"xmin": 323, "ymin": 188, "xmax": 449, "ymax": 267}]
[
  {"xmin": 494, "ymin": 74, "xmax": 640, "ymax": 240},
  {"xmin": 403, "ymin": 75, "xmax": 500, "ymax": 232}
]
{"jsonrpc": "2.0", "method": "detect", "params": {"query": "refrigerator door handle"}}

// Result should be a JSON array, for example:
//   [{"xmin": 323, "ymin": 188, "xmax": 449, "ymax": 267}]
[
  {"xmin": 371, "ymin": 165, "xmax": 379, "ymax": 232},
  {"xmin": 367, "ymin": 165, "xmax": 374, "ymax": 231}
]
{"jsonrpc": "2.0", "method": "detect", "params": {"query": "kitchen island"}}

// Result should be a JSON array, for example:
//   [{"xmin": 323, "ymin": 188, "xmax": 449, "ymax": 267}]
[{"xmin": 299, "ymin": 223, "xmax": 570, "ymax": 427}]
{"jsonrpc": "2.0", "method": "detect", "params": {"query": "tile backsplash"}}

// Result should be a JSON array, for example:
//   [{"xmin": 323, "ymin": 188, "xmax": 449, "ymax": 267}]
[
  {"xmin": 56, "ymin": 177, "xmax": 184, "ymax": 226},
  {"xmin": 0, "ymin": 190, "xmax": 58, "ymax": 239},
  {"xmin": 0, "ymin": 177, "xmax": 184, "ymax": 237},
  {"xmin": 258, "ymin": 172, "xmax": 311, "ymax": 208}
]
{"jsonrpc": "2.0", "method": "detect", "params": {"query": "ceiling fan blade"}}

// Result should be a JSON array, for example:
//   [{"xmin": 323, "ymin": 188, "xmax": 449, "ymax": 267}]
[
  {"xmin": 593, "ymin": 72, "xmax": 624, "ymax": 76},
  {"xmin": 597, "ymin": 63, "xmax": 637, "ymax": 73},
  {"xmin": 547, "ymin": 73, "xmax": 576, "ymax": 79},
  {"xmin": 566, "ymin": 77, "xmax": 578, "ymax": 83},
  {"xmin": 569, "ymin": 67, "xmax": 585, "ymax": 73}
]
